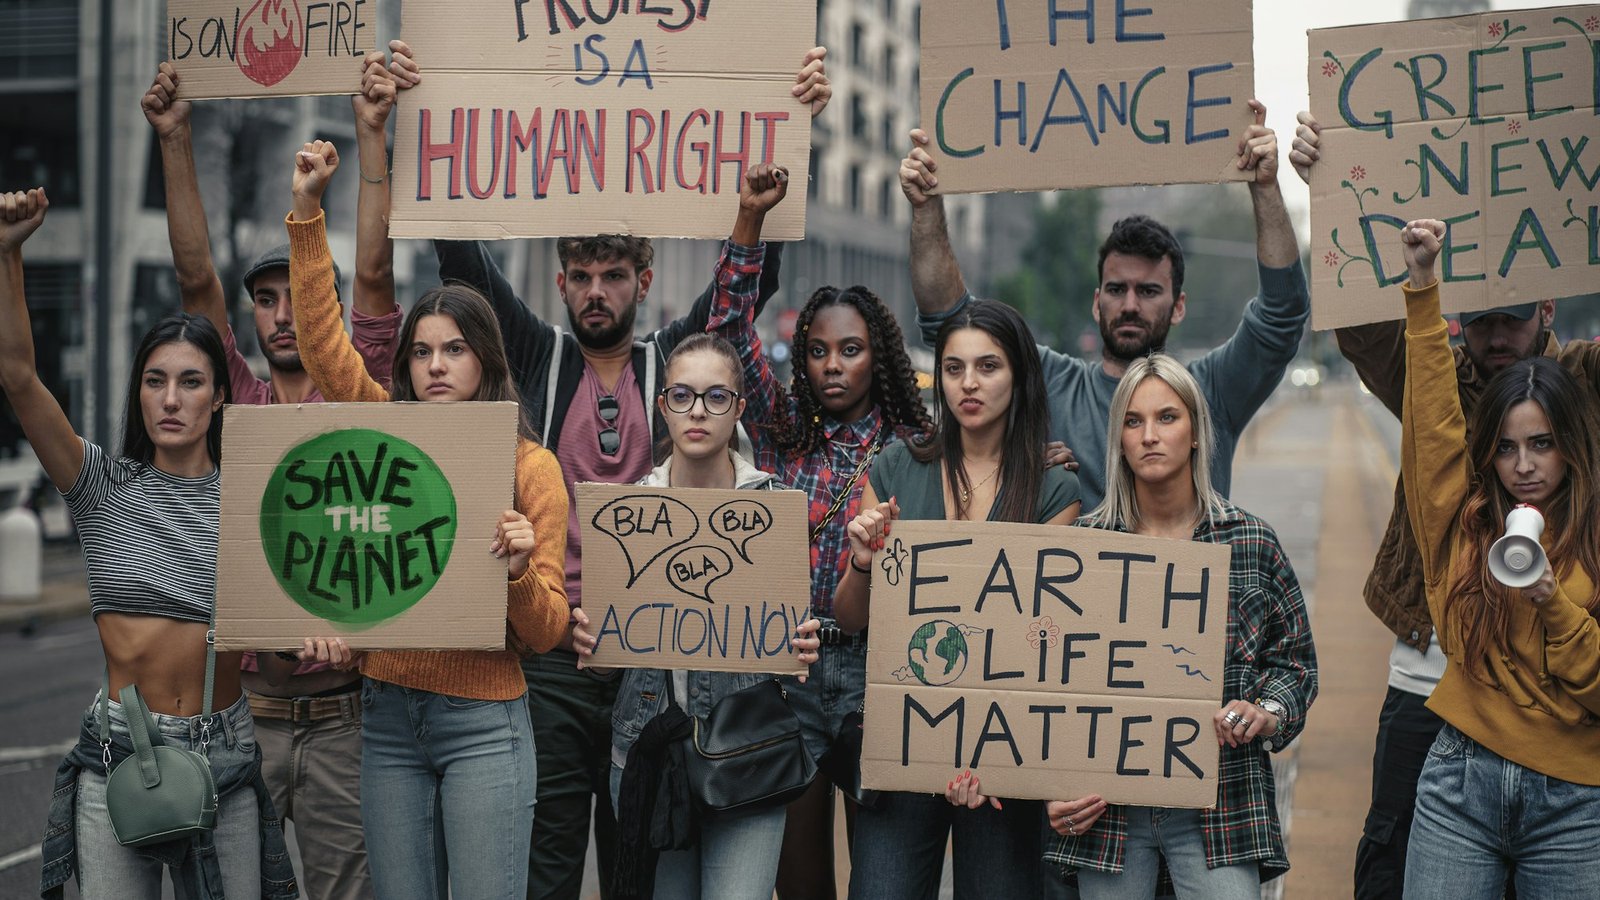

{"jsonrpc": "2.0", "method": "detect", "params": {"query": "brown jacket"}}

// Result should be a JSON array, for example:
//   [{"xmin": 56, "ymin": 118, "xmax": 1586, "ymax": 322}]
[{"xmin": 1336, "ymin": 319, "xmax": 1600, "ymax": 651}]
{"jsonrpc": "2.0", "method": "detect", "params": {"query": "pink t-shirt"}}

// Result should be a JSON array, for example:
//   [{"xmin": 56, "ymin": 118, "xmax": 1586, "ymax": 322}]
[
  {"xmin": 236, "ymin": 304, "xmax": 402, "ymax": 674},
  {"xmin": 554, "ymin": 362, "xmax": 654, "ymax": 608}
]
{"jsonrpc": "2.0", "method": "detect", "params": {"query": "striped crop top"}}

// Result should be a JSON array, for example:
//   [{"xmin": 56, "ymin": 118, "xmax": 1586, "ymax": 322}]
[{"xmin": 62, "ymin": 439, "xmax": 220, "ymax": 624}]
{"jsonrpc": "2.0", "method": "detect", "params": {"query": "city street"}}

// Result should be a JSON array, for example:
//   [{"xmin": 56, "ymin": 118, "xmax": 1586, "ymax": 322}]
[{"xmin": 0, "ymin": 382, "xmax": 1401, "ymax": 899}]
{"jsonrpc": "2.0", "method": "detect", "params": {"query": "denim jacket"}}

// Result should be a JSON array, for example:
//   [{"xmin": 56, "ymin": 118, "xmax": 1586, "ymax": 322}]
[
  {"xmin": 610, "ymin": 452, "xmax": 790, "ymax": 768},
  {"xmin": 40, "ymin": 695, "xmax": 297, "ymax": 900}
]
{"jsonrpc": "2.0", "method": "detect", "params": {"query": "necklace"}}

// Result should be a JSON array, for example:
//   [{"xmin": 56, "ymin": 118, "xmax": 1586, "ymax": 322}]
[{"xmin": 959, "ymin": 465, "xmax": 1000, "ymax": 506}]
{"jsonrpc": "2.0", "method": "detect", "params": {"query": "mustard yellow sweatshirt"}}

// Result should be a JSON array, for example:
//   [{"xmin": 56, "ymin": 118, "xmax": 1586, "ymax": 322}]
[
  {"xmin": 1402, "ymin": 279, "xmax": 1600, "ymax": 784},
  {"xmin": 286, "ymin": 211, "xmax": 569, "ymax": 700}
]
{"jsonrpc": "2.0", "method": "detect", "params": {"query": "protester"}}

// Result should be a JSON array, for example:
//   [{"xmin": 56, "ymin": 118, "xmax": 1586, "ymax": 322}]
[
  {"xmin": 3, "ymin": 188, "xmax": 293, "ymax": 899},
  {"xmin": 1029, "ymin": 354, "xmax": 1317, "ymax": 898},
  {"xmin": 269, "ymin": 140, "xmax": 571, "ymax": 899},
  {"xmin": 832, "ymin": 298, "xmax": 1081, "ymax": 898},
  {"xmin": 569, "ymin": 330, "xmax": 823, "ymax": 899},
  {"xmin": 400, "ymin": 47, "xmax": 831, "ymax": 899},
  {"xmin": 1290, "ymin": 112, "xmax": 1600, "ymax": 900},
  {"xmin": 141, "ymin": 45, "xmax": 413, "ymax": 900},
  {"xmin": 898, "ymin": 100, "xmax": 1307, "ymax": 512},
  {"xmin": 697, "ymin": 160, "xmax": 933, "ymax": 894},
  {"xmin": 1392, "ymin": 219, "xmax": 1600, "ymax": 898}
]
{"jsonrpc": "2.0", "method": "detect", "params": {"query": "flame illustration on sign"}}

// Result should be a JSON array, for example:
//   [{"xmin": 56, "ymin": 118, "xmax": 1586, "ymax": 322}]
[{"xmin": 238, "ymin": 0, "xmax": 303, "ymax": 87}]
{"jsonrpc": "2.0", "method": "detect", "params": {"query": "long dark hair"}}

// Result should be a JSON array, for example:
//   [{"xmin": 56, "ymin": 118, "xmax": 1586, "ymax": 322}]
[
  {"xmin": 771, "ymin": 285, "xmax": 934, "ymax": 455},
  {"xmin": 912, "ymin": 299, "xmax": 1046, "ymax": 523},
  {"xmin": 394, "ymin": 284, "xmax": 537, "ymax": 440},
  {"xmin": 120, "ymin": 314, "xmax": 230, "ymax": 466},
  {"xmin": 1447, "ymin": 356, "xmax": 1600, "ymax": 678}
]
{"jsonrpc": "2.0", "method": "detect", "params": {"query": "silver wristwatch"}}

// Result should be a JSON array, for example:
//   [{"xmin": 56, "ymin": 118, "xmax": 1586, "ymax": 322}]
[{"xmin": 1258, "ymin": 698, "xmax": 1288, "ymax": 746}]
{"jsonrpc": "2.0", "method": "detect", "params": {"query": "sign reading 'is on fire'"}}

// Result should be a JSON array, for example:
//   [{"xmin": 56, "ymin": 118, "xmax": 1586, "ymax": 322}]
[{"xmin": 168, "ymin": 0, "xmax": 378, "ymax": 100}]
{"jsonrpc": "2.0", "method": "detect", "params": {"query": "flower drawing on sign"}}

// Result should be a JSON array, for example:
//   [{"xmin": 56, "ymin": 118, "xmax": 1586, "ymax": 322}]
[
  {"xmin": 1321, "ymin": 60, "xmax": 1338, "ymax": 78},
  {"xmin": 1323, "ymin": 251, "xmax": 1340, "ymax": 268},
  {"xmin": 1026, "ymin": 616, "xmax": 1060, "ymax": 650},
  {"xmin": 239, "ymin": 0, "xmax": 304, "ymax": 88},
  {"xmin": 1349, "ymin": 165, "xmax": 1366, "ymax": 182},
  {"xmin": 1508, "ymin": 119, "xmax": 1523, "ymax": 136},
  {"xmin": 1586, "ymin": 15, "xmax": 1599, "ymax": 32},
  {"xmin": 881, "ymin": 537, "xmax": 909, "ymax": 587},
  {"xmin": 1488, "ymin": 21, "xmax": 1503, "ymax": 38}
]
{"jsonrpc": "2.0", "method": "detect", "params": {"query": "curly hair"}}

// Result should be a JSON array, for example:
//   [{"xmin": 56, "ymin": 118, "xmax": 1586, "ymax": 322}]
[
  {"xmin": 556, "ymin": 235, "xmax": 654, "ymax": 273},
  {"xmin": 1098, "ymin": 214, "xmax": 1185, "ymax": 295},
  {"xmin": 769, "ymin": 285, "xmax": 934, "ymax": 456}
]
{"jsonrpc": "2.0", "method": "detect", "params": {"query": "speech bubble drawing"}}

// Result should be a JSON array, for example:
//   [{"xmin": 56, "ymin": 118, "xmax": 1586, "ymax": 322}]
[
  {"xmin": 666, "ymin": 545, "xmax": 735, "ymax": 604},
  {"xmin": 709, "ymin": 498, "xmax": 773, "ymax": 564},
  {"xmin": 591, "ymin": 494, "xmax": 700, "ymax": 588}
]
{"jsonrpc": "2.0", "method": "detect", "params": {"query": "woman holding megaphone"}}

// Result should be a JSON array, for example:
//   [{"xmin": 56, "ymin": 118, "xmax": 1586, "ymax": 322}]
[{"xmin": 1396, "ymin": 218, "xmax": 1600, "ymax": 899}]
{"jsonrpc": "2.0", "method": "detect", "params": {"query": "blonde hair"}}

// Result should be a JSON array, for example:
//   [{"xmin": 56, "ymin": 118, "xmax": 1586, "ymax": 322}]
[{"xmin": 1094, "ymin": 354, "xmax": 1227, "ymax": 530}]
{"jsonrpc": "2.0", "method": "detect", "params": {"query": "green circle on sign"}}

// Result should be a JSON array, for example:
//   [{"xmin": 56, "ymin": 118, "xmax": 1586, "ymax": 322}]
[{"xmin": 260, "ymin": 428, "xmax": 457, "ymax": 625}]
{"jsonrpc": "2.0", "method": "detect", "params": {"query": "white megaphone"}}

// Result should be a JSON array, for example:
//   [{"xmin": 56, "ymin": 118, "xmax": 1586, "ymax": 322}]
[{"xmin": 1488, "ymin": 504, "xmax": 1548, "ymax": 588}]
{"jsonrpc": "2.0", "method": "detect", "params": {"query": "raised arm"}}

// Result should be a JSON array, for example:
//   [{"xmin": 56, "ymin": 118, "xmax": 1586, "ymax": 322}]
[
  {"xmin": 0, "ymin": 189, "xmax": 83, "ymax": 490},
  {"xmin": 701, "ymin": 165, "xmax": 789, "ymax": 426},
  {"xmin": 350, "ymin": 45, "xmax": 403, "ymax": 321},
  {"xmin": 288, "ymin": 142, "xmax": 389, "ymax": 404},
  {"xmin": 834, "ymin": 483, "xmax": 899, "ymax": 634},
  {"xmin": 1398, "ymin": 220, "xmax": 1470, "ymax": 590},
  {"xmin": 143, "ymin": 63, "xmax": 228, "ymax": 336},
  {"xmin": 900, "ymin": 129, "xmax": 969, "ymax": 340},
  {"xmin": 1241, "ymin": 101, "xmax": 1299, "ymax": 271}
]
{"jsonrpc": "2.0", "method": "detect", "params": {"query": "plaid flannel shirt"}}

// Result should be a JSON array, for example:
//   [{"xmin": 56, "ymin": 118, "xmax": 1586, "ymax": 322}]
[
  {"xmin": 1044, "ymin": 503, "xmax": 1318, "ymax": 883},
  {"xmin": 707, "ymin": 240, "xmax": 900, "ymax": 618}
]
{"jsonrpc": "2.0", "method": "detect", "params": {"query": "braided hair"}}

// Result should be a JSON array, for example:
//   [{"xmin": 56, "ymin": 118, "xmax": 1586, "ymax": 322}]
[{"xmin": 769, "ymin": 285, "xmax": 934, "ymax": 456}]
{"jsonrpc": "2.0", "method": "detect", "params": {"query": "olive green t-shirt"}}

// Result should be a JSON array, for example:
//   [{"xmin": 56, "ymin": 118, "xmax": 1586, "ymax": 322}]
[{"xmin": 866, "ymin": 442, "xmax": 1080, "ymax": 523}]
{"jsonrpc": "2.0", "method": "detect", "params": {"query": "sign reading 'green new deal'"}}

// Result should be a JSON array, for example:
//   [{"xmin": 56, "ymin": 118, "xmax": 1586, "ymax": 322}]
[{"xmin": 216, "ymin": 402, "xmax": 517, "ymax": 651}]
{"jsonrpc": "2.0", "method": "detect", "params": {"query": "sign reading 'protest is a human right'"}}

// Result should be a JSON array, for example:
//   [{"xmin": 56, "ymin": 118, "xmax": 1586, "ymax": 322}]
[
  {"xmin": 919, "ymin": 0, "xmax": 1257, "ymax": 194},
  {"xmin": 216, "ymin": 402, "xmax": 516, "ymax": 650},
  {"xmin": 861, "ymin": 520, "xmax": 1229, "ymax": 808},
  {"xmin": 1309, "ymin": 6, "xmax": 1600, "ymax": 329}
]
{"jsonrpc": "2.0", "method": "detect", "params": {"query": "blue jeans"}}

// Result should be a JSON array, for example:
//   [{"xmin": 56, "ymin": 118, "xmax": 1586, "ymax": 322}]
[
  {"xmin": 360, "ymin": 678, "xmax": 537, "ymax": 900},
  {"xmin": 1075, "ymin": 807, "xmax": 1257, "ymax": 899},
  {"xmin": 848, "ymin": 790, "xmax": 1043, "ymax": 899},
  {"xmin": 607, "ymin": 763, "xmax": 785, "ymax": 899},
  {"xmin": 788, "ymin": 634, "xmax": 867, "ymax": 763},
  {"xmin": 1404, "ymin": 724, "xmax": 1600, "ymax": 900}
]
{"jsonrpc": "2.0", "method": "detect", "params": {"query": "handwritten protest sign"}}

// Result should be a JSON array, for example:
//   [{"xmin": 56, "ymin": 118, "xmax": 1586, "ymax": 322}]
[
  {"xmin": 861, "ymin": 520, "xmax": 1230, "ymax": 807},
  {"xmin": 168, "ymin": 0, "xmax": 376, "ymax": 100},
  {"xmin": 918, "ymin": 0, "xmax": 1256, "ymax": 194},
  {"xmin": 1309, "ymin": 6, "xmax": 1600, "ymax": 330},
  {"xmin": 389, "ymin": 1, "xmax": 815, "ymax": 240},
  {"xmin": 216, "ymin": 402, "xmax": 516, "ymax": 650},
  {"xmin": 577, "ymin": 483, "xmax": 809, "ymax": 674}
]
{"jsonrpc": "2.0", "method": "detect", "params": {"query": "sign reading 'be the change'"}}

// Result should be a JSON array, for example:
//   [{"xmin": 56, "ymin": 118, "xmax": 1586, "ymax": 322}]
[{"xmin": 216, "ymin": 403, "xmax": 516, "ymax": 650}]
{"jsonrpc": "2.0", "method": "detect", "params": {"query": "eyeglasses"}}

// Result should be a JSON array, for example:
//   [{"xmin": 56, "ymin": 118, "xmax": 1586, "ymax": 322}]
[
  {"xmin": 660, "ymin": 385, "xmax": 739, "ymax": 416},
  {"xmin": 597, "ymin": 394, "xmax": 620, "ymax": 456}
]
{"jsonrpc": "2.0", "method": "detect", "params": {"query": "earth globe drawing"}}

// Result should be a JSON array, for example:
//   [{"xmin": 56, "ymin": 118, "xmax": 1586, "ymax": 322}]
[{"xmin": 906, "ymin": 620, "xmax": 969, "ymax": 686}]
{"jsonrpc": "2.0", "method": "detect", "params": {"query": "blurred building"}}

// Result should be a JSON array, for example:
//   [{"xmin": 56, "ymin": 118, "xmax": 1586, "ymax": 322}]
[{"xmin": 0, "ymin": 0, "xmax": 410, "ymax": 459}]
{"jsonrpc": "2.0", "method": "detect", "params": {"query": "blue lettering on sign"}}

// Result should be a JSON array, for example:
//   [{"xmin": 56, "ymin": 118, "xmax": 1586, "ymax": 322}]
[{"xmin": 592, "ymin": 601, "xmax": 806, "ymax": 659}]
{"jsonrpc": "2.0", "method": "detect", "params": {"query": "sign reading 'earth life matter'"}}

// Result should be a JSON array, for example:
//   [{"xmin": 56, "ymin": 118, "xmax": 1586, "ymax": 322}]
[
  {"xmin": 216, "ymin": 402, "xmax": 517, "ymax": 651},
  {"xmin": 861, "ymin": 520, "xmax": 1230, "ymax": 808}
]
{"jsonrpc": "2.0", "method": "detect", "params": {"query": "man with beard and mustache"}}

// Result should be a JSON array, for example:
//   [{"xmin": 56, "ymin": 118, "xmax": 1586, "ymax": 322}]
[
  {"xmin": 143, "ymin": 48, "xmax": 413, "ymax": 900},
  {"xmin": 1290, "ymin": 111, "xmax": 1600, "ymax": 900},
  {"xmin": 429, "ymin": 49, "xmax": 831, "ymax": 900},
  {"xmin": 900, "ymin": 99, "xmax": 1309, "ymax": 512}
]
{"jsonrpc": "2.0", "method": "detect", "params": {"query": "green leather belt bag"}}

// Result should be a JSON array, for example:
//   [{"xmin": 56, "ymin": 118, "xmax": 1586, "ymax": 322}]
[{"xmin": 99, "ymin": 631, "xmax": 218, "ymax": 848}]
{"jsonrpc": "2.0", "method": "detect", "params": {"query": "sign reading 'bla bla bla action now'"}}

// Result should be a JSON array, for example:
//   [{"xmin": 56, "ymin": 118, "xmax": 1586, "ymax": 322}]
[
  {"xmin": 215, "ymin": 402, "xmax": 516, "ymax": 651},
  {"xmin": 862, "ymin": 520, "xmax": 1230, "ymax": 808},
  {"xmin": 390, "ymin": 0, "xmax": 815, "ymax": 240},
  {"xmin": 169, "ymin": 0, "xmax": 378, "ymax": 100}
]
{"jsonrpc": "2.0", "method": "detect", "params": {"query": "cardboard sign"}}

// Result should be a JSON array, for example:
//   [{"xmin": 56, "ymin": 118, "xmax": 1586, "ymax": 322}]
[
  {"xmin": 1309, "ymin": 6, "xmax": 1600, "ymax": 330},
  {"xmin": 918, "ymin": 0, "xmax": 1256, "ymax": 194},
  {"xmin": 577, "ymin": 482, "xmax": 809, "ymax": 674},
  {"xmin": 216, "ymin": 402, "xmax": 517, "ymax": 650},
  {"xmin": 389, "ymin": 1, "xmax": 815, "ymax": 240},
  {"xmin": 168, "ymin": 0, "xmax": 376, "ymax": 100},
  {"xmin": 861, "ymin": 520, "xmax": 1230, "ymax": 808}
]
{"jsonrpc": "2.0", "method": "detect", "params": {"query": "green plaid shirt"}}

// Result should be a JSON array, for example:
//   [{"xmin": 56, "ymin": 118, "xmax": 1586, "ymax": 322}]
[{"xmin": 1044, "ymin": 502, "xmax": 1318, "ymax": 883}]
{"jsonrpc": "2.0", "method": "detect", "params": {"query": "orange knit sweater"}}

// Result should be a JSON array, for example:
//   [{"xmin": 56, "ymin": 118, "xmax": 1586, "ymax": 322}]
[{"xmin": 286, "ymin": 211, "xmax": 569, "ymax": 700}]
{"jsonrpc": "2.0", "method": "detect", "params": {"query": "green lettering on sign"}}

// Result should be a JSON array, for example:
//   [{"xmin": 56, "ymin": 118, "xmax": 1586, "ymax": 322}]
[{"xmin": 260, "ymin": 429, "xmax": 457, "ymax": 625}]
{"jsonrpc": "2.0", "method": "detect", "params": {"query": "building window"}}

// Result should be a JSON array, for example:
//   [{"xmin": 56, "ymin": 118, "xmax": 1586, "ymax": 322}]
[
  {"xmin": 883, "ymin": 0, "xmax": 895, "ymax": 23},
  {"xmin": 881, "ymin": 113, "xmax": 894, "ymax": 154},
  {"xmin": 1, "ymin": 262, "xmax": 82, "ymax": 454},
  {"xmin": 132, "ymin": 264, "xmax": 182, "ymax": 350},
  {"xmin": 884, "ymin": 46, "xmax": 897, "ymax": 89},
  {"xmin": 850, "ymin": 94, "xmax": 867, "ymax": 141},
  {"xmin": 848, "ymin": 165, "xmax": 861, "ymax": 212},
  {"xmin": 879, "ymin": 177, "xmax": 894, "ymax": 218},
  {"xmin": 0, "ymin": 91, "xmax": 81, "ymax": 206},
  {"xmin": 0, "ymin": 0, "xmax": 79, "ymax": 79},
  {"xmin": 850, "ymin": 22, "xmax": 864, "ymax": 67}
]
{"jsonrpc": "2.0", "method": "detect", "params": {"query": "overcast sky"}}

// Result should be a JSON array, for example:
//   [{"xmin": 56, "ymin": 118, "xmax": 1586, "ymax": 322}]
[{"xmin": 1253, "ymin": 0, "xmax": 1571, "ymax": 234}]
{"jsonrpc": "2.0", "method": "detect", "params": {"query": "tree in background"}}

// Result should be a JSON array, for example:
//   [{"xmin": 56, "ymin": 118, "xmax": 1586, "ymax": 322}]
[{"xmin": 993, "ymin": 189, "xmax": 1102, "ymax": 351}]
